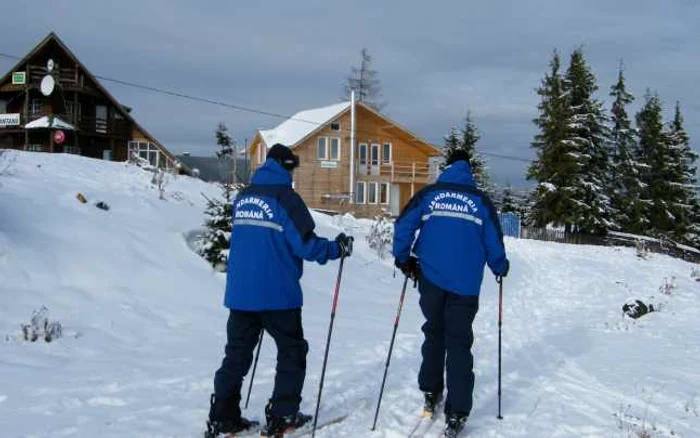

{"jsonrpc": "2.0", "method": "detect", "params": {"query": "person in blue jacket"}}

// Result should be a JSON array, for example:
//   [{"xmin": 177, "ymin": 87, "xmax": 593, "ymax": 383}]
[
  {"xmin": 206, "ymin": 144, "xmax": 353, "ymax": 438},
  {"xmin": 392, "ymin": 150, "xmax": 509, "ymax": 437}
]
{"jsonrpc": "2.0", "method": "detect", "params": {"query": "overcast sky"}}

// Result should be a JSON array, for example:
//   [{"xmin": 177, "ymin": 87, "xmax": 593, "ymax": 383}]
[{"xmin": 2, "ymin": 0, "xmax": 698, "ymax": 186}]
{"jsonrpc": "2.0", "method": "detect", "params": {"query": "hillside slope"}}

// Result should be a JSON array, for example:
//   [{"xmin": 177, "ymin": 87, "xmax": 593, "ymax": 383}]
[{"xmin": 0, "ymin": 150, "xmax": 698, "ymax": 438}]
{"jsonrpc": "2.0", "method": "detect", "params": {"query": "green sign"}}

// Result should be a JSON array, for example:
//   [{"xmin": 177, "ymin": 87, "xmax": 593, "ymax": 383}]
[{"xmin": 12, "ymin": 72, "xmax": 26, "ymax": 85}]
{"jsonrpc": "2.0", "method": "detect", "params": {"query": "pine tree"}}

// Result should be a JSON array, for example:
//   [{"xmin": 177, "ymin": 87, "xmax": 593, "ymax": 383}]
[
  {"xmin": 216, "ymin": 123, "xmax": 234, "ymax": 159},
  {"xmin": 609, "ymin": 64, "xmax": 644, "ymax": 231},
  {"xmin": 664, "ymin": 102, "xmax": 699, "ymax": 244},
  {"xmin": 343, "ymin": 48, "xmax": 386, "ymax": 111},
  {"xmin": 500, "ymin": 186, "xmax": 518, "ymax": 213},
  {"xmin": 564, "ymin": 48, "xmax": 613, "ymax": 234},
  {"xmin": 441, "ymin": 112, "xmax": 492, "ymax": 193},
  {"xmin": 635, "ymin": 91, "xmax": 674, "ymax": 238},
  {"xmin": 527, "ymin": 50, "xmax": 580, "ymax": 232},
  {"xmin": 215, "ymin": 123, "xmax": 236, "ymax": 200},
  {"xmin": 197, "ymin": 187, "xmax": 233, "ymax": 272}
]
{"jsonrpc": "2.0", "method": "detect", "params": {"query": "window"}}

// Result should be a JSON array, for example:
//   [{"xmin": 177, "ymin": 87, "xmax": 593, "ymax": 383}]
[
  {"xmin": 380, "ymin": 183, "xmax": 390, "ymax": 204},
  {"xmin": 355, "ymin": 181, "xmax": 366, "ymax": 204},
  {"xmin": 65, "ymin": 101, "xmax": 74, "ymax": 119},
  {"xmin": 330, "ymin": 122, "xmax": 341, "ymax": 131},
  {"xmin": 63, "ymin": 146, "xmax": 81, "ymax": 155},
  {"xmin": 317, "ymin": 137, "xmax": 328, "ymax": 160},
  {"xmin": 128, "ymin": 141, "xmax": 161, "ymax": 167},
  {"xmin": 30, "ymin": 99, "xmax": 42, "ymax": 115},
  {"xmin": 0, "ymin": 99, "xmax": 6, "ymax": 113},
  {"xmin": 382, "ymin": 143, "xmax": 392, "ymax": 164},
  {"xmin": 368, "ymin": 182, "xmax": 378, "ymax": 204},
  {"xmin": 358, "ymin": 143, "xmax": 368, "ymax": 166},
  {"xmin": 27, "ymin": 144, "xmax": 44, "ymax": 152},
  {"xmin": 329, "ymin": 138, "xmax": 340, "ymax": 161},
  {"xmin": 370, "ymin": 144, "xmax": 380, "ymax": 165},
  {"xmin": 95, "ymin": 105, "xmax": 108, "ymax": 134}
]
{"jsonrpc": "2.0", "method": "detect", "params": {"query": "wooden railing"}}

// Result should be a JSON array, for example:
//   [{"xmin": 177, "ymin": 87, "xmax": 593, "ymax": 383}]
[
  {"xmin": 359, "ymin": 161, "xmax": 437, "ymax": 183},
  {"xmin": 23, "ymin": 112, "xmax": 131, "ymax": 136},
  {"xmin": 253, "ymin": 160, "xmax": 438, "ymax": 183}
]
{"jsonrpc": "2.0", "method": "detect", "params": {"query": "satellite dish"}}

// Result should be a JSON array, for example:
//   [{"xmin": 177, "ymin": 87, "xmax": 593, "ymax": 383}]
[
  {"xmin": 47, "ymin": 59, "xmax": 55, "ymax": 72},
  {"xmin": 40, "ymin": 75, "xmax": 55, "ymax": 96}
]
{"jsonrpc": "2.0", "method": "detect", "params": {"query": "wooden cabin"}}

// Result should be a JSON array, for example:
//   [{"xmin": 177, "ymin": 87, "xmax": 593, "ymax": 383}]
[
  {"xmin": 249, "ymin": 102, "xmax": 441, "ymax": 217},
  {"xmin": 0, "ymin": 33, "xmax": 177, "ymax": 169}
]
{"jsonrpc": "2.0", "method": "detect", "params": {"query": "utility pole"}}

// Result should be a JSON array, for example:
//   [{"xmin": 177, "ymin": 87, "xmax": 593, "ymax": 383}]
[{"xmin": 349, "ymin": 89, "xmax": 356, "ymax": 204}]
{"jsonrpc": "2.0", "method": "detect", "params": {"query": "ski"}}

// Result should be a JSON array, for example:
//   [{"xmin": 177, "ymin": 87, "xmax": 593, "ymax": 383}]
[
  {"xmin": 285, "ymin": 398, "xmax": 368, "ymax": 437},
  {"xmin": 283, "ymin": 412, "xmax": 350, "ymax": 437},
  {"xmin": 408, "ymin": 402, "xmax": 443, "ymax": 438}
]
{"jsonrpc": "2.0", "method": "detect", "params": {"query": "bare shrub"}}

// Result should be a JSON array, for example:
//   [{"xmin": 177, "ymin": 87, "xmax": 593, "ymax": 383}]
[{"xmin": 20, "ymin": 306, "xmax": 63, "ymax": 343}]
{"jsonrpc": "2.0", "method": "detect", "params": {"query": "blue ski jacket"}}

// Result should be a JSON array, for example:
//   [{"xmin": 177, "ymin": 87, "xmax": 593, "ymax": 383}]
[
  {"xmin": 393, "ymin": 160, "xmax": 508, "ymax": 296},
  {"xmin": 224, "ymin": 159, "xmax": 342, "ymax": 311}
]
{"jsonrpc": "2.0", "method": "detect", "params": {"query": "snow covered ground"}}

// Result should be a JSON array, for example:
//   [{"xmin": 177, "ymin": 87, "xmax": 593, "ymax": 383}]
[{"xmin": 1, "ymin": 150, "xmax": 699, "ymax": 437}]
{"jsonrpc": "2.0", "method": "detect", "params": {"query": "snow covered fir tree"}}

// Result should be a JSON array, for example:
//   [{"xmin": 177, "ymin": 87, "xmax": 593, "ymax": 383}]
[
  {"xmin": 197, "ymin": 187, "xmax": 233, "ymax": 271},
  {"xmin": 609, "ymin": 65, "xmax": 645, "ymax": 232},
  {"xmin": 442, "ymin": 112, "xmax": 493, "ymax": 194},
  {"xmin": 634, "ymin": 94, "xmax": 700, "ymax": 245},
  {"xmin": 527, "ymin": 49, "xmax": 613, "ymax": 235}
]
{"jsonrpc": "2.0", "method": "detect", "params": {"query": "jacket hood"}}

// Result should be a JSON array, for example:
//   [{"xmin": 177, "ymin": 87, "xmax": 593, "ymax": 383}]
[
  {"xmin": 251, "ymin": 158, "xmax": 293, "ymax": 186},
  {"xmin": 438, "ymin": 160, "xmax": 476, "ymax": 187}
]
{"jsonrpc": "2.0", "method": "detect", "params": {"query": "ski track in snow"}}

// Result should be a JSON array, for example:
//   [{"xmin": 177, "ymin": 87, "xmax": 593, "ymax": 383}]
[{"xmin": 1, "ymin": 150, "xmax": 699, "ymax": 437}]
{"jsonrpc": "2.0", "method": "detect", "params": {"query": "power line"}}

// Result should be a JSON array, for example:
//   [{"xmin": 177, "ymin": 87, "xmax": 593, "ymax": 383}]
[{"xmin": 0, "ymin": 51, "xmax": 534, "ymax": 163}]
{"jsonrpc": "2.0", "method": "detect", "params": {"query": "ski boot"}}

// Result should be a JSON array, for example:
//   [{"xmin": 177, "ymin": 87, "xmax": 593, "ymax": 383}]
[
  {"xmin": 442, "ymin": 412, "xmax": 468, "ymax": 438},
  {"xmin": 259, "ymin": 402, "xmax": 312, "ymax": 438},
  {"xmin": 204, "ymin": 394, "xmax": 259, "ymax": 438},
  {"xmin": 422, "ymin": 391, "xmax": 443, "ymax": 418}
]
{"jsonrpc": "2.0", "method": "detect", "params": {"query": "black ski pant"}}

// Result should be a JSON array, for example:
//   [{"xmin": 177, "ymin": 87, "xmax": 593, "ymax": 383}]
[
  {"xmin": 418, "ymin": 277, "xmax": 479, "ymax": 416},
  {"xmin": 214, "ymin": 308, "xmax": 308, "ymax": 419}
]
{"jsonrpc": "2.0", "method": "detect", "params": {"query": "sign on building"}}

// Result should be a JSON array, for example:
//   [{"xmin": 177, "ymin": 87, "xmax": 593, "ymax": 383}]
[
  {"xmin": 0, "ymin": 113, "xmax": 20, "ymax": 127},
  {"xmin": 320, "ymin": 160, "xmax": 338, "ymax": 169},
  {"xmin": 12, "ymin": 72, "xmax": 26, "ymax": 85}
]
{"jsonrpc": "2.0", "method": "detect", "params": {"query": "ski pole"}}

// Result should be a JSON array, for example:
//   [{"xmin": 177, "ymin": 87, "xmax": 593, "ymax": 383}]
[
  {"xmin": 312, "ymin": 255, "xmax": 346, "ymax": 438},
  {"xmin": 497, "ymin": 276, "xmax": 504, "ymax": 420},
  {"xmin": 371, "ymin": 275, "xmax": 409, "ymax": 431},
  {"xmin": 244, "ymin": 330, "xmax": 264, "ymax": 410}
]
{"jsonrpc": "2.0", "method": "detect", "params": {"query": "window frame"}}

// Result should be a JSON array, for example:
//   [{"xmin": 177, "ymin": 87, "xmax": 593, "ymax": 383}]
[
  {"xmin": 358, "ymin": 143, "xmax": 368, "ymax": 166},
  {"xmin": 329, "ymin": 137, "xmax": 341, "ymax": 161},
  {"xmin": 355, "ymin": 181, "xmax": 366, "ymax": 204},
  {"xmin": 317, "ymin": 137, "xmax": 328, "ymax": 160},
  {"xmin": 29, "ymin": 99, "xmax": 42, "ymax": 115},
  {"xmin": 368, "ymin": 181, "xmax": 379, "ymax": 204},
  {"xmin": 370, "ymin": 143, "xmax": 380, "ymax": 166},
  {"xmin": 380, "ymin": 182, "xmax": 391, "ymax": 204},
  {"xmin": 382, "ymin": 142, "xmax": 392, "ymax": 165},
  {"xmin": 128, "ymin": 141, "xmax": 161, "ymax": 167}
]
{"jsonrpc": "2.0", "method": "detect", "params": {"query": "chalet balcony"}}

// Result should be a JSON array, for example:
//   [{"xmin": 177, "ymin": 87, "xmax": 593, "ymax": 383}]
[
  {"xmin": 23, "ymin": 112, "xmax": 131, "ymax": 137},
  {"xmin": 360, "ymin": 161, "xmax": 438, "ymax": 183}
]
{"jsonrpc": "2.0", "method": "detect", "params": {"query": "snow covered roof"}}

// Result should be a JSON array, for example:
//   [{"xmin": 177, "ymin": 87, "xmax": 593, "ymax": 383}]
[
  {"xmin": 260, "ymin": 102, "xmax": 350, "ymax": 148},
  {"xmin": 25, "ymin": 115, "xmax": 76, "ymax": 131}
]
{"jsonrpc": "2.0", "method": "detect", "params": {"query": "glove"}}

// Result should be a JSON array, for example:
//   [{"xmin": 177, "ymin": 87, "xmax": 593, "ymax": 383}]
[
  {"xmin": 335, "ymin": 233, "xmax": 354, "ymax": 258},
  {"xmin": 495, "ymin": 259, "xmax": 510, "ymax": 278},
  {"xmin": 395, "ymin": 256, "xmax": 419, "ymax": 282}
]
